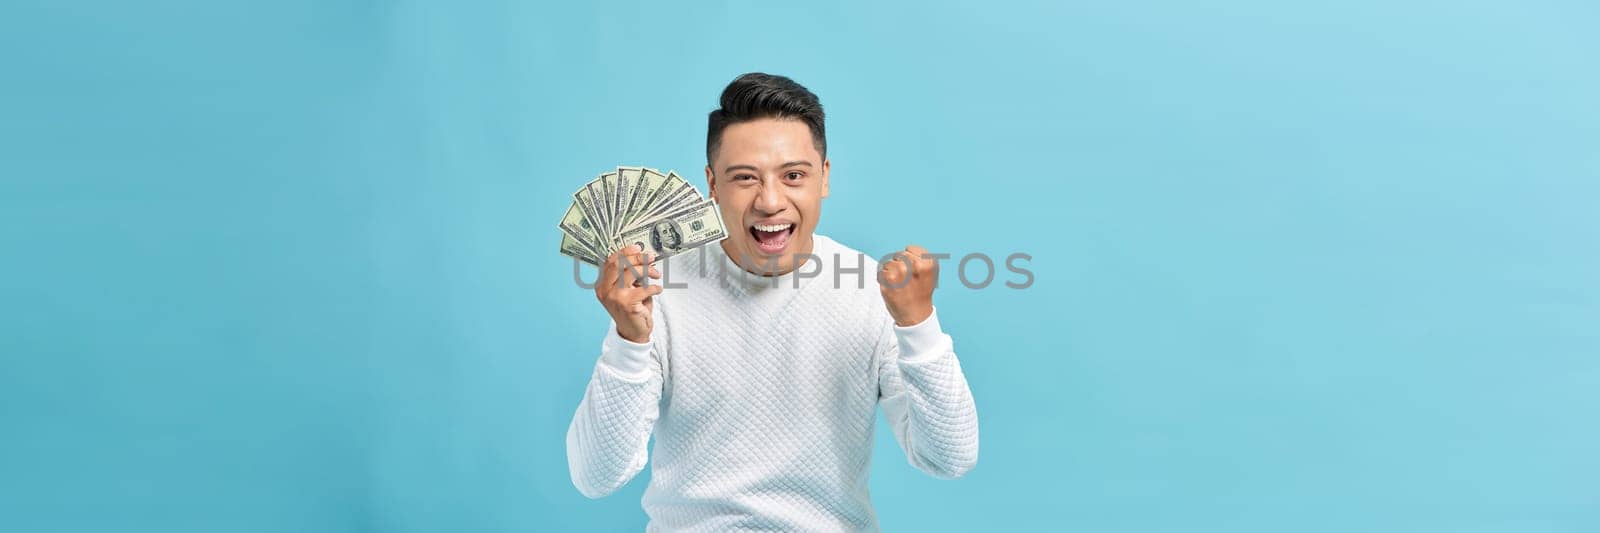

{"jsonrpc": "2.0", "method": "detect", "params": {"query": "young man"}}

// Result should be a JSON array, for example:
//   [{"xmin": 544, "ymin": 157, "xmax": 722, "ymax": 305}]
[{"xmin": 567, "ymin": 73, "xmax": 979, "ymax": 531}]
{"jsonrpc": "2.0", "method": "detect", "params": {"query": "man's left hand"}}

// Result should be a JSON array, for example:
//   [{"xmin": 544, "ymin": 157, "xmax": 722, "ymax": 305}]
[{"xmin": 878, "ymin": 244, "xmax": 937, "ymax": 327}]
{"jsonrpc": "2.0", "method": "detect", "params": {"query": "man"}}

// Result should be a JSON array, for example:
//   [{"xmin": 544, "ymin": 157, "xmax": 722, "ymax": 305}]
[{"xmin": 567, "ymin": 72, "xmax": 979, "ymax": 532}]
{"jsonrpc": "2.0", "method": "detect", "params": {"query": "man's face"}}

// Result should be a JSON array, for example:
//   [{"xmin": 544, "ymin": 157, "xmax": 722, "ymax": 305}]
[{"xmin": 706, "ymin": 118, "xmax": 830, "ymax": 276}]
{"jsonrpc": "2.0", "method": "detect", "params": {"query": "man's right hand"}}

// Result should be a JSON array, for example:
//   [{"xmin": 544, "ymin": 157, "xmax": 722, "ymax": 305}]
[{"xmin": 596, "ymin": 244, "xmax": 662, "ymax": 344}]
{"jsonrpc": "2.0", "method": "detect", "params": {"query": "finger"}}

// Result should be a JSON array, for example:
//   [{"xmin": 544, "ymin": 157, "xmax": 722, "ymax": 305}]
[
  {"xmin": 904, "ymin": 245, "xmax": 936, "ymax": 272},
  {"xmin": 632, "ymin": 287, "xmax": 661, "ymax": 316},
  {"xmin": 610, "ymin": 244, "xmax": 640, "ymax": 277},
  {"xmin": 634, "ymin": 252, "xmax": 656, "ymax": 283},
  {"xmin": 896, "ymin": 249, "xmax": 919, "ymax": 271},
  {"xmin": 879, "ymin": 260, "xmax": 905, "ymax": 285},
  {"xmin": 883, "ymin": 251, "xmax": 907, "ymax": 269},
  {"xmin": 648, "ymin": 265, "xmax": 662, "ymax": 279},
  {"xmin": 599, "ymin": 250, "xmax": 622, "ymax": 295},
  {"xmin": 623, "ymin": 284, "xmax": 665, "ymax": 311},
  {"xmin": 618, "ymin": 251, "xmax": 648, "ymax": 288}
]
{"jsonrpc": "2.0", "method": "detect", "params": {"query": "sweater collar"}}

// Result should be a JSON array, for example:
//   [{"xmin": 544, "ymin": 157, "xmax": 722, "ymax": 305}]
[{"xmin": 713, "ymin": 234, "xmax": 836, "ymax": 293}]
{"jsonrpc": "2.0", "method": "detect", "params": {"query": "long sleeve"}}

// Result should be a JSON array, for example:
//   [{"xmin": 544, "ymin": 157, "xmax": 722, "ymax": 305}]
[
  {"xmin": 877, "ymin": 307, "xmax": 980, "ymax": 479},
  {"xmin": 565, "ymin": 309, "xmax": 669, "ymax": 498}
]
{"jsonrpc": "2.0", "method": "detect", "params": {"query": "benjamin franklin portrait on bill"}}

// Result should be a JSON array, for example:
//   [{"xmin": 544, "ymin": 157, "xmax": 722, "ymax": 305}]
[{"xmin": 650, "ymin": 220, "xmax": 684, "ymax": 252}]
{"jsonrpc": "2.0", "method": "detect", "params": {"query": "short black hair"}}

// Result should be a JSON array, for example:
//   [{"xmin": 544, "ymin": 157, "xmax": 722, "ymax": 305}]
[{"xmin": 706, "ymin": 72, "xmax": 826, "ymax": 165}]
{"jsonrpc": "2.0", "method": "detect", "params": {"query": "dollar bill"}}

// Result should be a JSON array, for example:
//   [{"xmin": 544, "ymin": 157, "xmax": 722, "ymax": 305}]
[
  {"xmin": 560, "ymin": 166, "xmax": 727, "ymax": 265},
  {"xmin": 624, "ymin": 173, "xmax": 700, "ymax": 234},
  {"xmin": 615, "ymin": 198, "xmax": 727, "ymax": 263},
  {"xmin": 622, "ymin": 168, "xmax": 671, "ymax": 231},
  {"xmin": 616, "ymin": 166, "xmax": 642, "ymax": 232},
  {"xmin": 559, "ymin": 232, "xmax": 603, "ymax": 266},
  {"xmin": 558, "ymin": 202, "xmax": 606, "ymax": 256},
  {"xmin": 575, "ymin": 179, "xmax": 610, "ymax": 245},
  {"xmin": 599, "ymin": 171, "xmax": 618, "ymax": 239},
  {"xmin": 604, "ymin": 170, "xmax": 624, "ymax": 235}
]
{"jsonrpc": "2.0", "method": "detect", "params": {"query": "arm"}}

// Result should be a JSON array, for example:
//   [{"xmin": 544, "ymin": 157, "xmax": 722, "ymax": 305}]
[
  {"xmin": 565, "ymin": 317, "xmax": 666, "ymax": 498},
  {"xmin": 566, "ymin": 245, "xmax": 668, "ymax": 498},
  {"xmin": 878, "ymin": 308, "xmax": 980, "ymax": 479}
]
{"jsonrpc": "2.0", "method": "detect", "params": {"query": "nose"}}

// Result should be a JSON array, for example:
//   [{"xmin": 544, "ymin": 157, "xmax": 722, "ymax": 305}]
[{"xmin": 753, "ymin": 179, "xmax": 786, "ymax": 214}]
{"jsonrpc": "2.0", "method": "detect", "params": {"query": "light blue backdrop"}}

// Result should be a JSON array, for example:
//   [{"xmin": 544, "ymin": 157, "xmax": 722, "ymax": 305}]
[{"xmin": 2, "ymin": 1, "xmax": 1596, "ymax": 531}]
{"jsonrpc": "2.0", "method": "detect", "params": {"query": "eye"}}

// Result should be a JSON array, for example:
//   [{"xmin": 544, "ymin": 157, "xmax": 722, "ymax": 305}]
[
  {"xmin": 732, "ymin": 174, "xmax": 756, "ymax": 182},
  {"xmin": 784, "ymin": 171, "xmax": 805, "ymax": 181}
]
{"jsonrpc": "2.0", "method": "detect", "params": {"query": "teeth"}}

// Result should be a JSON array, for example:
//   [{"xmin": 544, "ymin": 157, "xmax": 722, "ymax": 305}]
[{"xmin": 752, "ymin": 223, "xmax": 792, "ymax": 232}]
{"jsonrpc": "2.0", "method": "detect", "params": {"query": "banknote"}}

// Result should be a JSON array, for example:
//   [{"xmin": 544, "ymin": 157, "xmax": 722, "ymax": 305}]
[
  {"xmin": 559, "ymin": 232, "xmax": 603, "ymax": 266},
  {"xmin": 575, "ymin": 179, "xmax": 610, "ymax": 246},
  {"xmin": 616, "ymin": 166, "xmax": 642, "ymax": 232},
  {"xmin": 558, "ymin": 203, "xmax": 606, "ymax": 258},
  {"xmin": 615, "ymin": 198, "xmax": 727, "ymax": 263},
  {"xmin": 624, "ymin": 172, "xmax": 698, "ymax": 234},
  {"xmin": 559, "ymin": 166, "xmax": 727, "ymax": 266},
  {"xmin": 621, "ymin": 168, "xmax": 670, "ymax": 230}
]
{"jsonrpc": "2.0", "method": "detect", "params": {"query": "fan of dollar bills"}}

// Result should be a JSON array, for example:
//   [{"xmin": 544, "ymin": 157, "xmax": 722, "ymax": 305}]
[{"xmin": 558, "ymin": 166, "xmax": 728, "ymax": 266}]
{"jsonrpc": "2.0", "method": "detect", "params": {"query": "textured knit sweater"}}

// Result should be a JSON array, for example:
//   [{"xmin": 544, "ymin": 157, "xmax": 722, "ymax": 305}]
[{"xmin": 566, "ymin": 234, "xmax": 980, "ymax": 532}]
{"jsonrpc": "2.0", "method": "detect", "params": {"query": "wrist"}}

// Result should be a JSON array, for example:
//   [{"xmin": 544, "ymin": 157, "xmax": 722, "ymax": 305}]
[
  {"xmin": 617, "ymin": 326, "xmax": 650, "ymax": 344},
  {"xmin": 891, "ymin": 303, "xmax": 933, "ymax": 327}
]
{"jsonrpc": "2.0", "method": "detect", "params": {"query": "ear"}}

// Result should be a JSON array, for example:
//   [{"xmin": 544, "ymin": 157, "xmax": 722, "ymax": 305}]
[
  {"xmin": 704, "ymin": 165, "xmax": 716, "ymax": 202},
  {"xmin": 820, "ymin": 158, "xmax": 830, "ymax": 199}
]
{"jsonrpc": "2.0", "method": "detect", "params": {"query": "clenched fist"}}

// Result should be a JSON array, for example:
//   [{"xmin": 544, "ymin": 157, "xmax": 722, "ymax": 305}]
[
  {"xmin": 878, "ymin": 244, "xmax": 938, "ymax": 327},
  {"xmin": 597, "ymin": 244, "xmax": 663, "ymax": 344}
]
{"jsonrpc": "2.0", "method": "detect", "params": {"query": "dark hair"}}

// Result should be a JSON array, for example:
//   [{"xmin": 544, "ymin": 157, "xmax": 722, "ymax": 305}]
[{"xmin": 706, "ymin": 72, "xmax": 826, "ymax": 165}]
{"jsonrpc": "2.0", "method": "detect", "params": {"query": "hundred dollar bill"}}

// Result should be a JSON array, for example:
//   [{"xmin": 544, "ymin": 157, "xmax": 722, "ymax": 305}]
[
  {"xmin": 660, "ymin": 170, "xmax": 695, "ymax": 203},
  {"xmin": 624, "ymin": 173, "xmax": 700, "ymax": 234},
  {"xmin": 622, "ymin": 168, "xmax": 671, "ymax": 231},
  {"xmin": 616, "ymin": 198, "xmax": 727, "ymax": 263},
  {"xmin": 557, "ymin": 203, "xmax": 607, "ymax": 256},
  {"xmin": 575, "ymin": 179, "xmax": 611, "ymax": 247},
  {"xmin": 616, "ymin": 166, "xmax": 642, "ymax": 233},
  {"xmin": 559, "ymin": 232, "xmax": 603, "ymax": 266},
  {"xmin": 598, "ymin": 170, "xmax": 618, "ymax": 240},
  {"xmin": 662, "ymin": 169, "xmax": 692, "ymax": 191}
]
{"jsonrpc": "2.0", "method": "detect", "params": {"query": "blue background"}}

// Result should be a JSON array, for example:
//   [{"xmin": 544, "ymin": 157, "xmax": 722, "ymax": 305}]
[{"xmin": 2, "ymin": 1, "xmax": 1596, "ymax": 531}]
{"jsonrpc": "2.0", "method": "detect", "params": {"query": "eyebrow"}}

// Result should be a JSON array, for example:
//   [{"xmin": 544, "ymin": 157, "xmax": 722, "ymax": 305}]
[{"xmin": 721, "ymin": 161, "xmax": 814, "ymax": 174}]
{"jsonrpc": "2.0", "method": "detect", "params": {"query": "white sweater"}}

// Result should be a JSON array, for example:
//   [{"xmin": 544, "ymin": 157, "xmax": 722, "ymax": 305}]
[{"xmin": 566, "ymin": 234, "xmax": 979, "ymax": 532}]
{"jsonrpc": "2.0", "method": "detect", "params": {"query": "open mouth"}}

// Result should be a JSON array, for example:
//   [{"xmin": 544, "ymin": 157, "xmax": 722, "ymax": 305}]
[{"xmin": 748, "ymin": 222, "xmax": 796, "ymax": 255}]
